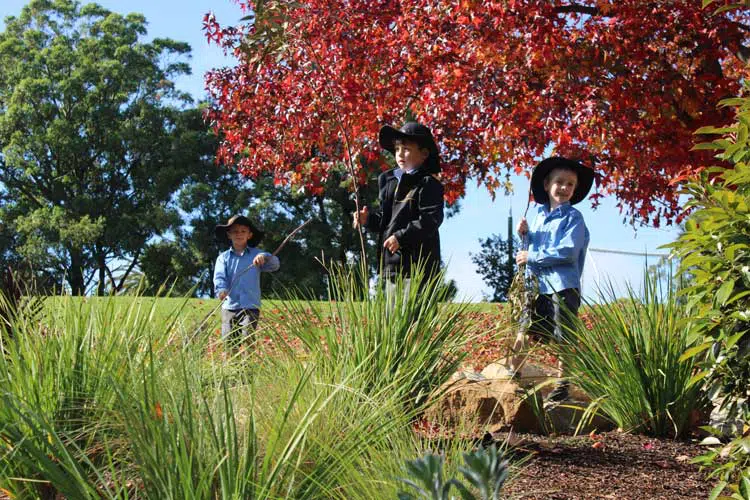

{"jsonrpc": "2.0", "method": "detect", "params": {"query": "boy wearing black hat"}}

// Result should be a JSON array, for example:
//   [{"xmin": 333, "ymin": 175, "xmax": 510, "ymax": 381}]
[
  {"xmin": 510, "ymin": 157, "xmax": 594, "ymax": 403},
  {"xmin": 353, "ymin": 122, "xmax": 444, "ymax": 290},
  {"xmin": 213, "ymin": 215, "xmax": 280, "ymax": 344}
]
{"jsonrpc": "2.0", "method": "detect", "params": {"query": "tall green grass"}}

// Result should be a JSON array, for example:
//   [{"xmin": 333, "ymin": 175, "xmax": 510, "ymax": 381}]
[
  {"xmin": 278, "ymin": 264, "xmax": 471, "ymax": 410},
  {"xmin": 0, "ymin": 271, "xmax": 487, "ymax": 498},
  {"xmin": 551, "ymin": 273, "xmax": 703, "ymax": 437}
]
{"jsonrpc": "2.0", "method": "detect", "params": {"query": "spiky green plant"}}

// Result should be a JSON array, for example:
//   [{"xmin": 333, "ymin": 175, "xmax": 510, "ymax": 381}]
[
  {"xmin": 0, "ymin": 285, "xmax": 489, "ymax": 499},
  {"xmin": 278, "ymin": 263, "xmax": 471, "ymax": 411},
  {"xmin": 397, "ymin": 445, "xmax": 510, "ymax": 500},
  {"xmin": 549, "ymin": 271, "xmax": 703, "ymax": 437}
]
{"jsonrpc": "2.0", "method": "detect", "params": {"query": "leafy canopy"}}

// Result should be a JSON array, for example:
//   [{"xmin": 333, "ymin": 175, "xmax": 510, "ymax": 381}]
[
  {"xmin": 205, "ymin": 0, "xmax": 750, "ymax": 225},
  {"xmin": 0, "ymin": 0, "xmax": 197, "ymax": 294}
]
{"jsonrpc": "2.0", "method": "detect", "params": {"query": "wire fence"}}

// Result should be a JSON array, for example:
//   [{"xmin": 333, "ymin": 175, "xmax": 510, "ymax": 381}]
[{"xmin": 584, "ymin": 247, "xmax": 675, "ymax": 300}]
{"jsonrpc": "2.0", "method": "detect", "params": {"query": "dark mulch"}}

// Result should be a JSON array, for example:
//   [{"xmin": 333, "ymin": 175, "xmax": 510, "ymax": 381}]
[{"xmin": 494, "ymin": 431, "xmax": 713, "ymax": 499}]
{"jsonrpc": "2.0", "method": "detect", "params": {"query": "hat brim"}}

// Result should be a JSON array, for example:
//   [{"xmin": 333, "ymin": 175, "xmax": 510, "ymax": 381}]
[
  {"xmin": 530, "ymin": 157, "xmax": 594, "ymax": 206},
  {"xmin": 378, "ymin": 125, "xmax": 441, "ymax": 174},
  {"xmin": 215, "ymin": 216, "xmax": 264, "ymax": 247}
]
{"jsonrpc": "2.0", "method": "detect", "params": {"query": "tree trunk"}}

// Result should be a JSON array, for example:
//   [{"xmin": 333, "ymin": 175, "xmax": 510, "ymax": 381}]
[
  {"xmin": 208, "ymin": 262, "xmax": 215, "ymax": 298},
  {"xmin": 316, "ymin": 195, "xmax": 328, "ymax": 225},
  {"xmin": 68, "ymin": 248, "xmax": 85, "ymax": 296},
  {"xmin": 97, "ymin": 247, "xmax": 107, "ymax": 296},
  {"xmin": 115, "ymin": 248, "xmax": 142, "ymax": 293}
]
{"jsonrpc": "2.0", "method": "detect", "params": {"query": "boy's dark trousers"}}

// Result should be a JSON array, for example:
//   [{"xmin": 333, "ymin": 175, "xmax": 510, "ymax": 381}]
[
  {"xmin": 526, "ymin": 288, "xmax": 581, "ymax": 342},
  {"xmin": 221, "ymin": 308, "xmax": 260, "ymax": 345}
]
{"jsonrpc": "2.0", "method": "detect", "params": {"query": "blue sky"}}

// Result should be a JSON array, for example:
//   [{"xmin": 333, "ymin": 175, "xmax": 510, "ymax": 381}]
[{"xmin": 1, "ymin": 0, "xmax": 682, "ymax": 301}]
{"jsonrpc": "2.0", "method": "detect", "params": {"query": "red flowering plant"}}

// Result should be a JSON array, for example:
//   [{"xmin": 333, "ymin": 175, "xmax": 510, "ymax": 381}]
[{"xmin": 205, "ymin": 0, "xmax": 749, "ymax": 227}]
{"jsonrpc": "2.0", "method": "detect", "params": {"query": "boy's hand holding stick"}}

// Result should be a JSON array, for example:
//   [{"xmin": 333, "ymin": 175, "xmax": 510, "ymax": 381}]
[
  {"xmin": 353, "ymin": 206, "xmax": 368, "ymax": 229},
  {"xmin": 515, "ymin": 218, "xmax": 529, "ymax": 265}
]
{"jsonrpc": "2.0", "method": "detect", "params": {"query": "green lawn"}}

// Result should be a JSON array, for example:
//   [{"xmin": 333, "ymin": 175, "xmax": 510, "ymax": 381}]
[{"xmin": 42, "ymin": 295, "xmax": 504, "ymax": 328}]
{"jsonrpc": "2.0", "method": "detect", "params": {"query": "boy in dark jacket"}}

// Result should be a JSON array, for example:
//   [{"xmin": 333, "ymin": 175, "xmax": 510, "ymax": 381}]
[{"xmin": 354, "ymin": 122, "xmax": 444, "ymax": 290}]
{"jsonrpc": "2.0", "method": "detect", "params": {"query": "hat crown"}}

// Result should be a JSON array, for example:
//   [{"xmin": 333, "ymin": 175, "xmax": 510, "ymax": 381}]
[
  {"xmin": 399, "ymin": 122, "xmax": 432, "ymax": 139},
  {"xmin": 225, "ymin": 215, "xmax": 252, "ymax": 227}
]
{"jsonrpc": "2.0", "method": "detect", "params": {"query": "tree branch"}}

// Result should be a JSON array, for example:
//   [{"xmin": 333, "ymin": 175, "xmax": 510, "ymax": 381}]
[
  {"xmin": 116, "ymin": 247, "xmax": 142, "ymax": 292},
  {"xmin": 738, "ymin": 44, "xmax": 750, "ymax": 63},
  {"xmin": 83, "ymin": 268, "xmax": 97, "ymax": 293},
  {"xmin": 4, "ymin": 176, "xmax": 46, "ymax": 209},
  {"xmin": 104, "ymin": 263, "xmax": 117, "ymax": 292},
  {"xmin": 554, "ymin": 4, "xmax": 601, "ymax": 16}
]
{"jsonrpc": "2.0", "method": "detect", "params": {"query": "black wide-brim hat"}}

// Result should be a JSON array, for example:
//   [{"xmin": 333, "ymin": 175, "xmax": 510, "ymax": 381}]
[
  {"xmin": 215, "ymin": 215, "xmax": 264, "ymax": 247},
  {"xmin": 531, "ymin": 157, "xmax": 594, "ymax": 206},
  {"xmin": 378, "ymin": 122, "xmax": 441, "ymax": 174}
]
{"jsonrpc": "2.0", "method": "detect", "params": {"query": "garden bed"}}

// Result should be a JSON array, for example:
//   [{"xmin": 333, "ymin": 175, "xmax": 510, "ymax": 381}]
[
  {"xmin": 499, "ymin": 430, "xmax": 712, "ymax": 499},
  {"xmin": 4, "ymin": 298, "xmax": 715, "ymax": 499},
  {"xmin": 259, "ymin": 306, "xmax": 716, "ymax": 499}
]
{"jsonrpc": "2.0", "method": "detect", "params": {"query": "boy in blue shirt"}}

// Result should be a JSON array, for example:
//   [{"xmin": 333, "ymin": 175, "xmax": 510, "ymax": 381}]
[
  {"xmin": 214, "ymin": 215, "xmax": 280, "ymax": 345},
  {"xmin": 511, "ymin": 157, "xmax": 594, "ymax": 403}
]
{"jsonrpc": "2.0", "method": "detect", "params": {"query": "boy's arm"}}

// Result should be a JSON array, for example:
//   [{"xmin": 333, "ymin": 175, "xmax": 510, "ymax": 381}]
[
  {"xmin": 258, "ymin": 252, "xmax": 280, "ymax": 272},
  {"xmin": 392, "ymin": 178, "xmax": 444, "ymax": 248},
  {"xmin": 527, "ymin": 213, "xmax": 587, "ymax": 266},
  {"xmin": 213, "ymin": 252, "xmax": 229, "ymax": 296}
]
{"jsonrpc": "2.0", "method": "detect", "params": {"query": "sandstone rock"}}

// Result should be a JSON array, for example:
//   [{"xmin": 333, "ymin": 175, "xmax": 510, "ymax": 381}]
[
  {"xmin": 450, "ymin": 370, "xmax": 487, "ymax": 382},
  {"xmin": 425, "ymin": 364, "xmax": 614, "ymax": 436},
  {"xmin": 481, "ymin": 360, "xmax": 556, "ymax": 382},
  {"xmin": 425, "ymin": 378, "xmax": 543, "ymax": 434},
  {"xmin": 480, "ymin": 360, "xmax": 589, "ymax": 401}
]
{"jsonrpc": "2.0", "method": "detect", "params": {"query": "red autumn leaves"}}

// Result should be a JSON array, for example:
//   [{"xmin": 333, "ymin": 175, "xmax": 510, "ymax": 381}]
[{"xmin": 204, "ymin": 0, "xmax": 750, "ymax": 224}]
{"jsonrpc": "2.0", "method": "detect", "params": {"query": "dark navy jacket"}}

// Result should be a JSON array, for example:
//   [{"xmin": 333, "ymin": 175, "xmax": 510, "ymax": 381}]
[{"xmin": 365, "ymin": 167, "xmax": 444, "ymax": 279}]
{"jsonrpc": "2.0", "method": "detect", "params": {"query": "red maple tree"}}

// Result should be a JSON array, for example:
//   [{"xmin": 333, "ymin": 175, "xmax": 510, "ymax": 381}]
[{"xmin": 204, "ymin": 0, "xmax": 750, "ymax": 225}]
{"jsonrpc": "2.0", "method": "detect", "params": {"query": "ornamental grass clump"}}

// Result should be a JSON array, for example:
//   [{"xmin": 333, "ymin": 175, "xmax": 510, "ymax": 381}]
[
  {"xmin": 279, "ymin": 262, "xmax": 471, "ymax": 411},
  {"xmin": 0, "ymin": 294, "xmax": 193, "ymax": 498},
  {"xmin": 109, "ymin": 351, "xmax": 417, "ymax": 499},
  {"xmin": 550, "ymin": 271, "xmax": 702, "ymax": 438}
]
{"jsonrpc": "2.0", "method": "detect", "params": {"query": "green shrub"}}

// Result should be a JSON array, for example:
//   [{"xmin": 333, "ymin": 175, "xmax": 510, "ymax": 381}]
[
  {"xmin": 669, "ymin": 160, "xmax": 750, "ymax": 426},
  {"xmin": 665, "ymin": 87, "xmax": 750, "ymax": 494},
  {"xmin": 549, "ymin": 272, "xmax": 702, "ymax": 437},
  {"xmin": 278, "ymin": 263, "xmax": 471, "ymax": 411}
]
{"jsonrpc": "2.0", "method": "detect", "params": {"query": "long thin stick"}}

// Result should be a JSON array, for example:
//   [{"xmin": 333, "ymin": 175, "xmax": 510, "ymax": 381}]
[
  {"xmin": 300, "ymin": 37, "xmax": 368, "ymax": 269},
  {"xmin": 186, "ymin": 218, "xmax": 313, "ymax": 345},
  {"xmin": 271, "ymin": 218, "xmax": 313, "ymax": 257},
  {"xmin": 506, "ymin": 186, "xmax": 535, "ymax": 372}
]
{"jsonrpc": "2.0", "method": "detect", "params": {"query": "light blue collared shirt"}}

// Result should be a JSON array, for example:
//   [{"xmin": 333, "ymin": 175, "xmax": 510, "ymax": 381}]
[
  {"xmin": 213, "ymin": 246, "xmax": 280, "ymax": 310},
  {"xmin": 393, "ymin": 167, "xmax": 416, "ymax": 183},
  {"xmin": 525, "ymin": 202, "xmax": 589, "ymax": 294}
]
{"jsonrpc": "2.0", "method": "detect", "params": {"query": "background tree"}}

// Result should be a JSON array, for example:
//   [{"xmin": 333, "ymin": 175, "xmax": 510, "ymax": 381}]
[
  {"xmin": 471, "ymin": 234, "xmax": 519, "ymax": 302},
  {"xmin": 204, "ymin": 0, "xmax": 750, "ymax": 226},
  {"xmin": 0, "ymin": 0, "xmax": 200, "ymax": 295},
  {"xmin": 0, "ymin": 188, "xmax": 62, "ymax": 293}
]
